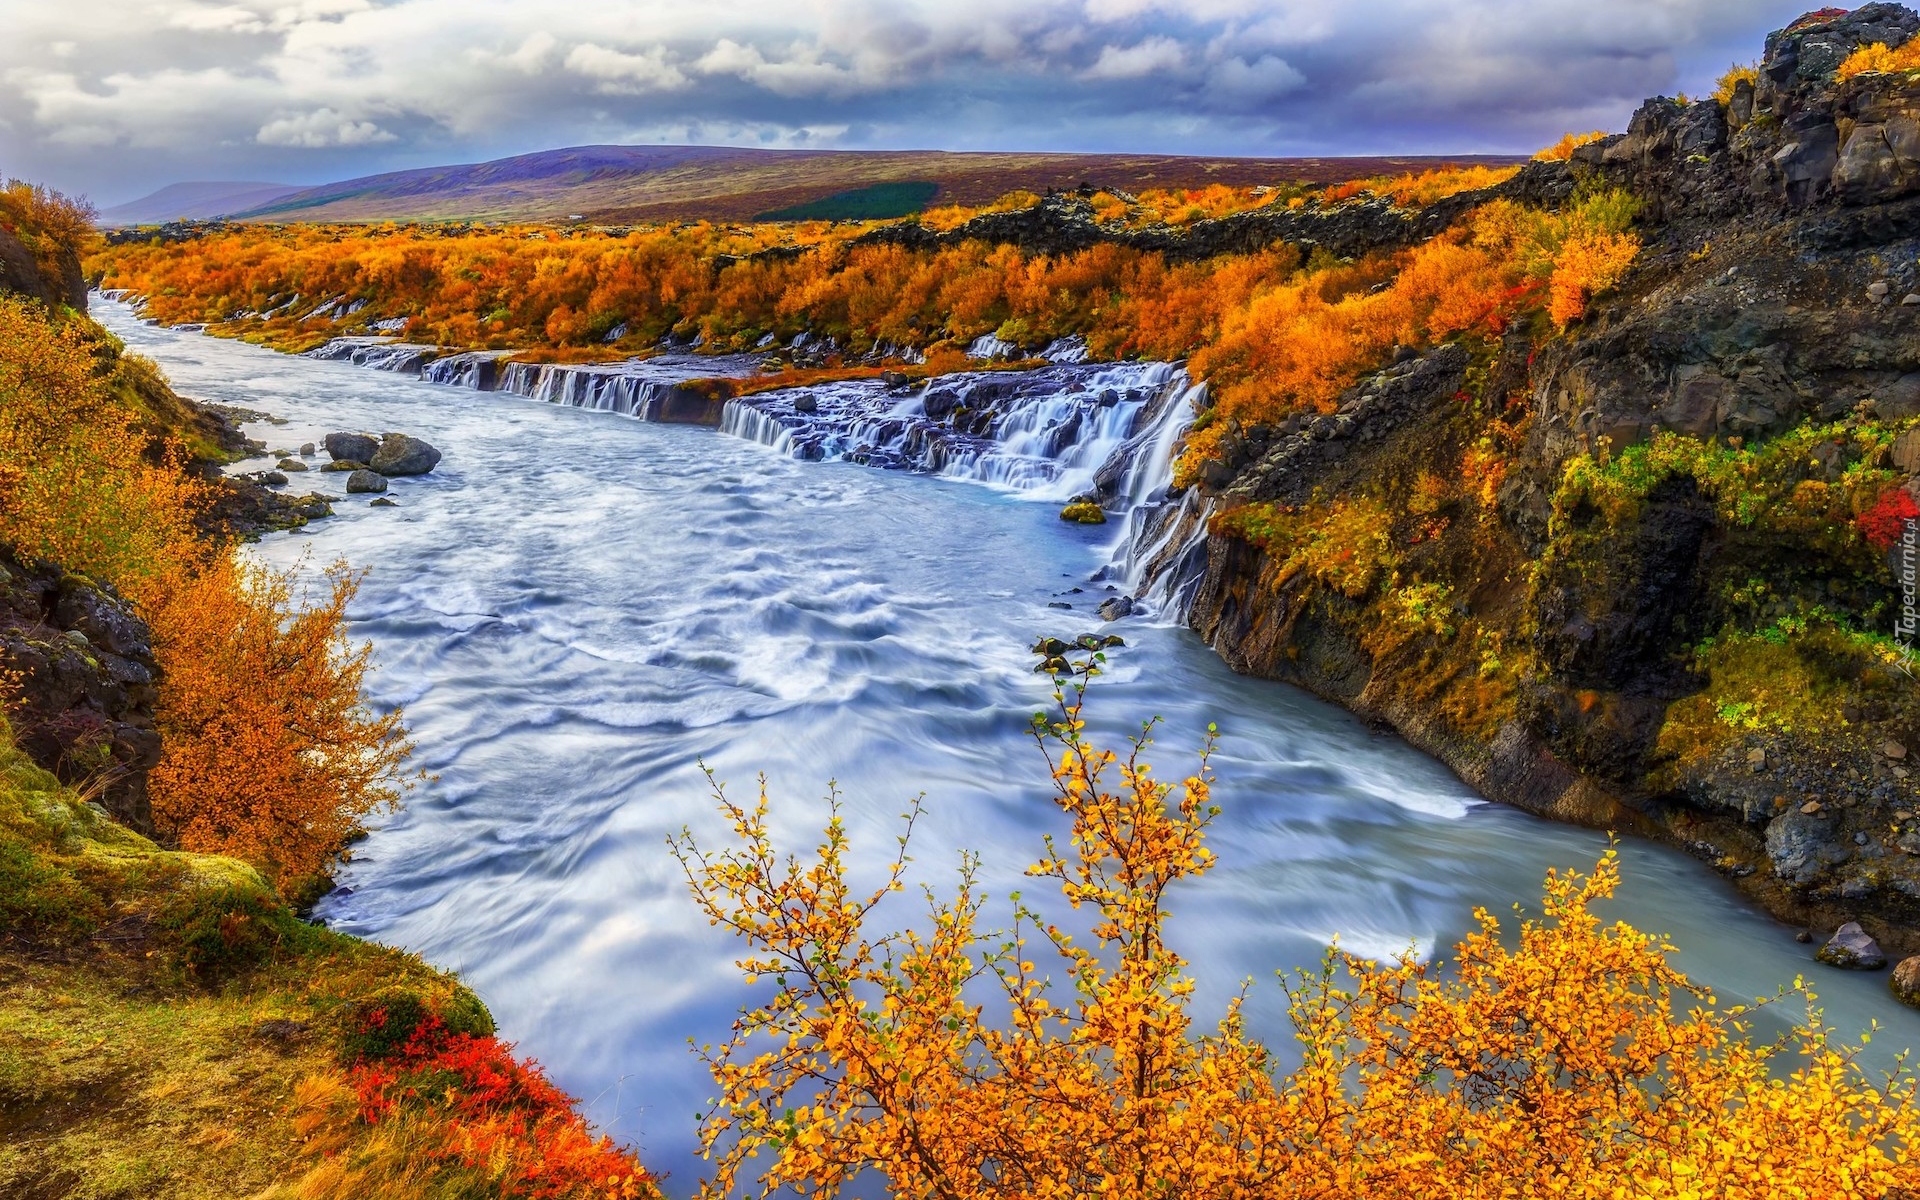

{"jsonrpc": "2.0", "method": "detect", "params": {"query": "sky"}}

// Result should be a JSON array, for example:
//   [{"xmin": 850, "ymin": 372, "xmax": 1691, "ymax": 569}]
[{"xmin": 0, "ymin": 0, "xmax": 1822, "ymax": 205}]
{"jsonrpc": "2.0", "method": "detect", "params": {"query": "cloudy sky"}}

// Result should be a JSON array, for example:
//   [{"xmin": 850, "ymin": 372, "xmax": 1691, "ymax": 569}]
[{"xmin": 1, "ymin": 0, "xmax": 1815, "ymax": 205}]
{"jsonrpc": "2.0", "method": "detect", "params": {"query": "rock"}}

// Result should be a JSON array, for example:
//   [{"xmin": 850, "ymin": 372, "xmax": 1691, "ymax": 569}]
[
  {"xmin": 1893, "ymin": 430, "xmax": 1920, "ymax": 473},
  {"xmin": 300, "ymin": 442, "xmax": 316, "ymax": 456},
  {"xmin": 370, "ymin": 433, "xmax": 441, "ymax": 476},
  {"xmin": 369, "ymin": 497, "xmax": 398, "ymax": 508},
  {"xmin": 1747, "ymin": 747, "xmax": 1767, "ymax": 769},
  {"xmin": 1098, "ymin": 595, "xmax": 1136, "ymax": 622},
  {"xmin": 793, "ymin": 394, "xmax": 819, "ymax": 414},
  {"xmin": 1888, "ymin": 740, "xmax": 1909, "ymax": 760},
  {"xmin": 0, "ymin": 548, "xmax": 160, "ymax": 833},
  {"xmin": 1801, "ymin": 800, "xmax": 1823, "ymax": 814},
  {"xmin": 1060, "ymin": 501, "xmax": 1107, "ymax": 525},
  {"xmin": 276, "ymin": 457, "xmax": 309, "ymax": 472},
  {"xmin": 1031, "ymin": 637, "xmax": 1074, "ymax": 658},
  {"xmin": 1905, "ymin": 294, "xmax": 1920, "ymax": 306},
  {"xmin": 324, "ymin": 432, "xmax": 379, "ymax": 463},
  {"xmin": 260, "ymin": 471, "xmax": 288, "ymax": 486},
  {"xmin": 1893, "ymin": 956, "xmax": 1920, "ymax": 1008},
  {"xmin": 1815, "ymin": 922, "xmax": 1887, "ymax": 970},
  {"xmin": 1047, "ymin": 601, "xmax": 1072, "ymax": 610},
  {"xmin": 881, "ymin": 371, "xmax": 910, "ymax": 388},
  {"xmin": 345, "ymin": 469, "xmax": 388, "ymax": 494},
  {"xmin": 321, "ymin": 460, "xmax": 365, "ymax": 473},
  {"xmin": 1869, "ymin": 280, "xmax": 1891, "ymax": 299}
]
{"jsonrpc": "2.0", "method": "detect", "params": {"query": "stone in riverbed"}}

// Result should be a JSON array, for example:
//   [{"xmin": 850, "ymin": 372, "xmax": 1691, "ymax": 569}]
[
  {"xmin": 299, "ymin": 442, "xmax": 316, "ymax": 457},
  {"xmin": 369, "ymin": 497, "xmax": 398, "ymax": 508},
  {"xmin": 321, "ymin": 460, "xmax": 365, "ymax": 473},
  {"xmin": 1816, "ymin": 922, "xmax": 1887, "ymax": 970},
  {"xmin": 1060, "ymin": 501, "xmax": 1107, "ymax": 524},
  {"xmin": 371, "ymin": 433, "xmax": 441, "ymax": 476},
  {"xmin": 324, "ymin": 432, "xmax": 380, "ymax": 463},
  {"xmin": 1098, "ymin": 595, "xmax": 1136, "ymax": 622},
  {"xmin": 345, "ymin": 469, "xmax": 388, "ymax": 494},
  {"xmin": 1893, "ymin": 957, "xmax": 1920, "ymax": 1008},
  {"xmin": 276, "ymin": 457, "xmax": 308, "ymax": 472}
]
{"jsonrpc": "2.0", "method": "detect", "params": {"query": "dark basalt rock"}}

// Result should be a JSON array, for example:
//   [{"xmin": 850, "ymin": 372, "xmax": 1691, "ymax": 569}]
[
  {"xmin": 325, "ymin": 432, "xmax": 380, "ymax": 463},
  {"xmin": 0, "ymin": 546, "xmax": 159, "ymax": 833},
  {"xmin": 370, "ymin": 433, "xmax": 441, "ymax": 476}
]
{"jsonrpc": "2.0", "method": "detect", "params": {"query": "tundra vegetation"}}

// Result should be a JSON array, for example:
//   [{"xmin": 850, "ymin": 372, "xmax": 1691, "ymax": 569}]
[{"xmin": 47, "ymin": 2, "xmax": 1920, "ymax": 1188}]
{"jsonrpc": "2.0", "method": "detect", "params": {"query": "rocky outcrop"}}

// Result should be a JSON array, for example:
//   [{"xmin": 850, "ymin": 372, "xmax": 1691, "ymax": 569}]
[
  {"xmin": 1180, "ymin": 6, "xmax": 1920, "ymax": 955},
  {"xmin": 0, "ymin": 546, "xmax": 159, "ymax": 833}
]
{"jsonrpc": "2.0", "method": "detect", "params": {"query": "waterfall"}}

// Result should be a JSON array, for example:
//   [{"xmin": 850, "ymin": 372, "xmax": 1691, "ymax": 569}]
[
  {"xmin": 304, "ymin": 337, "xmax": 441, "ymax": 375},
  {"xmin": 718, "ymin": 363, "xmax": 1184, "ymax": 501}
]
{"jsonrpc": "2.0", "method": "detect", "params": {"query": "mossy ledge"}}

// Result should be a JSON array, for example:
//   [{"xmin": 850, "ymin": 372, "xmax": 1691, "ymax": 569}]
[{"xmin": 0, "ymin": 723, "xmax": 653, "ymax": 1198}]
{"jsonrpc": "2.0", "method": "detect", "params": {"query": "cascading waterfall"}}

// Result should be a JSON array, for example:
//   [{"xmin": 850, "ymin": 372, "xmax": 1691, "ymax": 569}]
[
  {"xmin": 304, "ymin": 328, "xmax": 1217, "ymax": 621},
  {"xmin": 718, "ymin": 363, "xmax": 1181, "ymax": 501},
  {"xmin": 719, "ymin": 361, "xmax": 1215, "ymax": 623}
]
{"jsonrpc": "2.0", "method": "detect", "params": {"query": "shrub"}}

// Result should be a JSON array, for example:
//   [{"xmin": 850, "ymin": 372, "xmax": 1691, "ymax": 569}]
[
  {"xmin": 1714, "ymin": 62, "xmax": 1759, "ymax": 104},
  {"xmin": 146, "ymin": 557, "xmax": 417, "ymax": 887},
  {"xmin": 675, "ymin": 690, "xmax": 1920, "ymax": 1197},
  {"xmin": 1838, "ymin": 40, "xmax": 1920, "ymax": 82},
  {"xmin": 1533, "ymin": 131, "xmax": 1607, "ymax": 162}
]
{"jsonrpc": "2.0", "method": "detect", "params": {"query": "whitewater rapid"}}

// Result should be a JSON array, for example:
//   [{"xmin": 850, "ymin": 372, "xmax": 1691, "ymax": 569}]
[{"xmin": 94, "ymin": 302, "xmax": 1920, "ymax": 1188}]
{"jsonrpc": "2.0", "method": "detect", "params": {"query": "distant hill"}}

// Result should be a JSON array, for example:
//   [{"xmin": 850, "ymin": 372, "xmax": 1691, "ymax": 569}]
[
  {"xmin": 98, "ymin": 181, "xmax": 302, "ymax": 226},
  {"xmin": 217, "ymin": 144, "xmax": 1527, "ymax": 225}
]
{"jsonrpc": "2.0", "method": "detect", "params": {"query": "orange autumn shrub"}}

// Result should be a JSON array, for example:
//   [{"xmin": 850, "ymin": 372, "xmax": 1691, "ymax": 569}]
[
  {"xmin": 677, "ymin": 685, "xmax": 1920, "ymax": 1199},
  {"xmin": 1533, "ymin": 131, "xmax": 1608, "ymax": 162},
  {"xmin": 146, "ymin": 557, "xmax": 414, "ymax": 882},
  {"xmin": 0, "ymin": 258, "xmax": 414, "ymax": 886}
]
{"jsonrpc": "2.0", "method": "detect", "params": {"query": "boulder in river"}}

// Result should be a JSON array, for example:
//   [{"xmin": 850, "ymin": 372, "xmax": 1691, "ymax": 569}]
[
  {"xmin": 276, "ymin": 457, "xmax": 309, "ymax": 472},
  {"xmin": 1098, "ymin": 595, "xmax": 1136, "ymax": 622},
  {"xmin": 1060, "ymin": 500, "xmax": 1107, "ymax": 525},
  {"xmin": 321, "ymin": 460, "xmax": 366, "ymax": 473},
  {"xmin": 793, "ymin": 394, "xmax": 819, "ymax": 414},
  {"xmin": 1815, "ymin": 922, "xmax": 1887, "ymax": 970},
  {"xmin": 1894, "ymin": 956, "xmax": 1920, "ymax": 1009},
  {"xmin": 325, "ymin": 432, "xmax": 379, "ymax": 462},
  {"xmin": 345, "ymin": 469, "xmax": 388, "ymax": 494},
  {"xmin": 371, "ymin": 433, "xmax": 441, "ymax": 476},
  {"xmin": 299, "ymin": 442, "xmax": 316, "ymax": 457}
]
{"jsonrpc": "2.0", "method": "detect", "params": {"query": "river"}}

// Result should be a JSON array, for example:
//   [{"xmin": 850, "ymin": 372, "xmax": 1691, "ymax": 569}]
[{"xmin": 95, "ymin": 301, "xmax": 1920, "ymax": 1188}]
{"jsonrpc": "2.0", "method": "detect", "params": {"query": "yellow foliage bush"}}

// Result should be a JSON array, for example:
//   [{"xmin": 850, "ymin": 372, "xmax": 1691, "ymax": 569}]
[
  {"xmin": 677, "ymin": 691, "xmax": 1920, "ymax": 1198},
  {"xmin": 1714, "ymin": 63, "xmax": 1759, "ymax": 104},
  {"xmin": 0, "ymin": 282, "xmax": 414, "ymax": 887},
  {"xmin": 1838, "ymin": 40, "xmax": 1920, "ymax": 83}
]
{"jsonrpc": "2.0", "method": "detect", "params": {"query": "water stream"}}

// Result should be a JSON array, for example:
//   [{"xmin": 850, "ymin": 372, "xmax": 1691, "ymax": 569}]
[{"xmin": 96, "ymin": 302, "xmax": 1920, "ymax": 1188}]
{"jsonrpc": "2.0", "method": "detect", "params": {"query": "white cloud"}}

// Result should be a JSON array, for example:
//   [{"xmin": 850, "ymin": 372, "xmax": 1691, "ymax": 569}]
[
  {"xmin": 1207, "ymin": 53, "xmax": 1305, "ymax": 103},
  {"xmin": 565, "ymin": 43, "xmax": 689, "ymax": 94},
  {"xmin": 1084, "ymin": 35, "xmax": 1187, "ymax": 79},
  {"xmin": 0, "ymin": 0, "xmax": 1822, "ymax": 199},
  {"xmin": 257, "ymin": 107, "xmax": 397, "ymax": 147}
]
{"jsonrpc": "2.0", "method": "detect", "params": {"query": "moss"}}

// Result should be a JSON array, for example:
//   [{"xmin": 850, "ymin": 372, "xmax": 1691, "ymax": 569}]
[{"xmin": 0, "ymin": 721, "xmax": 532, "ymax": 1197}]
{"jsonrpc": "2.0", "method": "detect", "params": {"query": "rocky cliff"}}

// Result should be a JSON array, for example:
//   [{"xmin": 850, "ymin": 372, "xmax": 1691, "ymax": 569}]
[{"xmin": 1184, "ymin": 4, "xmax": 1920, "ymax": 957}]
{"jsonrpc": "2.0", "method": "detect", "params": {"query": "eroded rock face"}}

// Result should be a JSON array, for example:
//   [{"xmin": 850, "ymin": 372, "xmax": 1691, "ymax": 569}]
[{"xmin": 0, "ymin": 545, "xmax": 159, "ymax": 834}]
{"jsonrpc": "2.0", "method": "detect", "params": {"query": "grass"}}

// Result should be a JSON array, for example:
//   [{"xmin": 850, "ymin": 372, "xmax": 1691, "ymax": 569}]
[
  {"xmin": 756, "ymin": 181, "xmax": 941, "ymax": 222},
  {"xmin": 0, "ymin": 722, "xmax": 646, "ymax": 1198}
]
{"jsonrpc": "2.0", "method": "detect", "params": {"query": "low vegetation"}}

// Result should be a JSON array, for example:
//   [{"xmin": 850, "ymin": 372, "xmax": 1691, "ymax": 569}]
[
  {"xmin": 0, "ymin": 723, "xmax": 653, "ymax": 1198},
  {"xmin": 677, "ymin": 679, "xmax": 1920, "ymax": 1198}
]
